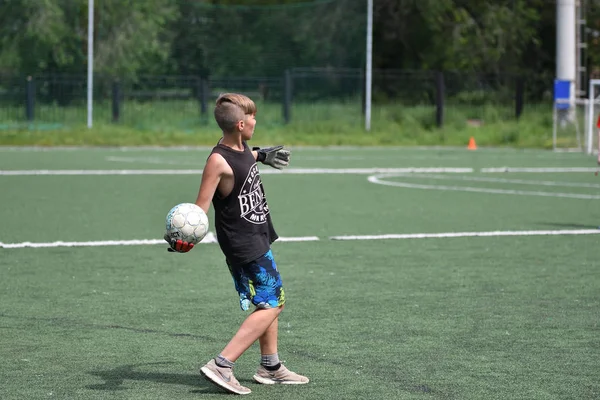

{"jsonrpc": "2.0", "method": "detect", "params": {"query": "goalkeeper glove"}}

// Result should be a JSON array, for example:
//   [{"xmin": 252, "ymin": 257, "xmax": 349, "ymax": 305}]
[
  {"xmin": 164, "ymin": 234, "xmax": 194, "ymax": 253},
  {"xmin": 253, "ymin": 146, "xmax": 291, "ymax": 170}
]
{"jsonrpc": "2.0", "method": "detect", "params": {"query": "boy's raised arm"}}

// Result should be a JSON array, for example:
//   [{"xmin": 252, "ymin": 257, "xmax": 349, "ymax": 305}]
[{"xmin": 252, "ymin": 146, "xmax": 291, "ymax": 170}]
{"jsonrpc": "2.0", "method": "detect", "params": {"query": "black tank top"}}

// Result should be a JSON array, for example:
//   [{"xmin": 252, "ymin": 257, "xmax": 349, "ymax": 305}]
[{"xmin": 210, "ymin": 141, "xmax": 278, "ymax": 265}]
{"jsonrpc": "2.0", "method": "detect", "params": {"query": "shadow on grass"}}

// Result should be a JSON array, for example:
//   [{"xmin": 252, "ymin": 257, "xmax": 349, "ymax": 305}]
[
  {"xmin": 87, "ymin": 362, "xmax": 224, "ymax": 394},
  {"xmin": 537, "ymin": 222, "xmax": 600, "ymax": 230}
]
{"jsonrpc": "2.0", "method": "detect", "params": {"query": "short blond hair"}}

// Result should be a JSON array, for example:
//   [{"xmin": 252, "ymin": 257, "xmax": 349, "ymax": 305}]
[{"xmin": 214, "ymin": 93, "xmax": 257, "ymax": 133}]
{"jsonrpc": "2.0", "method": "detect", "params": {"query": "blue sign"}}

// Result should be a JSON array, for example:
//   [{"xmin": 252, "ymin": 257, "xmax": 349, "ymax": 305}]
[{"xmin": 554, "ymin": 80, "xmax": 571, "ymax": 110}]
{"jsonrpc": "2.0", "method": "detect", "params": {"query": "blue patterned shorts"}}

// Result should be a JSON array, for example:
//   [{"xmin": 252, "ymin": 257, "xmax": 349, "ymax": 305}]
[{"xmin": 227, "ymin": 250, "xmax": 285, "ymax": 311}]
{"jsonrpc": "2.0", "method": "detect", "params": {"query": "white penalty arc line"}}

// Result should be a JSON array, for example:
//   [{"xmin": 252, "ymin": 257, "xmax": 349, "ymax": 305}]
[
  {"xmin": 368, "ymin": 175, "xmax": 600, "ymax": 200},
  {"xmin": 382, "ymin": 173, "xmax": 600, "ymax": 189},
  {"xmin": 330, "ymin": 229, "xmax": 600, "ymax": 241}
]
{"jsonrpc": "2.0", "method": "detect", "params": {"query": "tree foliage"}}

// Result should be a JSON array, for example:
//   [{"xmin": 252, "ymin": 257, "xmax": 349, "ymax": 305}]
[
  {"xmin": 0, "ymin": 0, "xmax": 177, "ymax": 77},
  {"xmin": 373, "ymin": 0, "xmax": 544, "ymax": 74},
  {"xmin": 0, "ymin": 0, "xmax": 594, "ymax": 83}
]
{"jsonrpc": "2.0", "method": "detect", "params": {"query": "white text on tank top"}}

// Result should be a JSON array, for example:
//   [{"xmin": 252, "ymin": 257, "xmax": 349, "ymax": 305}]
[{"xmin": 238, "ymin": 163, "xmax": 270, "ymax": 224}]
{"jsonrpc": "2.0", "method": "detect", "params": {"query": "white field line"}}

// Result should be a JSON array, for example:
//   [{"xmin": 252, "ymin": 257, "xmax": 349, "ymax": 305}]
[
  {"xmin": 2, "ymin": 229, "xmax": 598, "ymax": 249},
  {"xmin": 106, "ymin": 156, "xmax": 200, "ymax": 166},
  {"xmin": 104, "ymin": 155, "xmax": 595, "ymax": 167},
  {"xmin": 368, "ymin": 175, "xmax": 600, "ymax": 200},
  {"xmin": 329, "ymin": 229, "xmax": 600, "ymax": 241},
  {"xmin": 482, "ymin": 167, "xmax": 599, "ymax": 173},
  {"xmin": 0, "ymin": 168, "xmax": 474, "ymax": 176},
  {"xmin": 107, "ymin": 155, "xmax": 462, "ymax": 163},
  {"xmin": 387, "ymin": 173, "xmax": 600, "ymax": 189},
  {"xmin": 0, "ymin": 239, "xmax": 171, "ymax": 249},
  {"xmin": 0, "ymin": 233, "xmax": 319, "ymax": 249},
  {"xmin": 266, "ymin": 168, "xmax": 474, "ymax": 174},
  {"xmin": 276, "ymin": 236, "xmax": 320, "ymax": 242},
  {"xmin": 0, "ymin": 146, "xmax": 213, "ymax": 152},
  {"xmin": 2, "ymin": 166, "xmax": 599, "ymax": 176},
  {"xmin": 0, "ymin": 145, "xmax": 589, "ymax": 153},
  {"xmin": 0, "ymin": 169, "xmax": 206, "ymax": 176}
]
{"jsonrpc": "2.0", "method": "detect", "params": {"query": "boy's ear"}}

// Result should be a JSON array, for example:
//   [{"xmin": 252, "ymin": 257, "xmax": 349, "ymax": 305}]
[{"xmin": 236, "ymin": 120, "xmax": 244, "ymax": 132}]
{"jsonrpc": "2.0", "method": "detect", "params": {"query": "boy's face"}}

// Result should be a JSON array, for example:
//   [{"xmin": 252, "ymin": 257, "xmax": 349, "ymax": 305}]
[{"xmin": 240, "ymin": 113, "xmax": 256, "ymax": 140}]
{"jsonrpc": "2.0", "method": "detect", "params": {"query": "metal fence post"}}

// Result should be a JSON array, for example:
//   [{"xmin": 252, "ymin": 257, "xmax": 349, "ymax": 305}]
[
  {"xmin": 361, "ymin": 68, "xmax": 366, "ymax": 115},
  {"xmin": 435, "ymin": 71, "xmax": 445, "ymax": 128},
  {"xmin": 200, "ymin": 78, "xmax": 209, "ymax": 115},
  {"xmin": 112, "ymin": 81, "xmax": 121, "ymax": 123},
  {"xmin": 283, "ymin": 69, "xmax": 292, "ymax": 124},
  {"xmin": 26, "ymin": 76, "xmax": 35, "ymax": 122},
  {"xmin": 515, "ymin": 77, "xmax": 524, "ymax": 119}
]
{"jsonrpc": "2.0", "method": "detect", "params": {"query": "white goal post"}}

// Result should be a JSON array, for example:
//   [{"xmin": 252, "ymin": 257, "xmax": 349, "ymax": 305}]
[
  {"xmin": 586, "ymin": 79, "xmax": 600, "ymax": 159},
  {"xmin": 553, "ymin": 80, "xmax": 600, "ymax": 159}
]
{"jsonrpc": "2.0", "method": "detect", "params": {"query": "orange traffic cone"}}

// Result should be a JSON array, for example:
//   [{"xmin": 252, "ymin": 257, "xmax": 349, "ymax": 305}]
[{"xmin": 467, "ymin": 136, "xmax": 477, "ymax": 150}]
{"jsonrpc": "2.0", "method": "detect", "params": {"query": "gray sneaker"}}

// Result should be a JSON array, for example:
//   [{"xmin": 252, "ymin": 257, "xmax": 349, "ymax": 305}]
[
  {"xmin": 253, "ymin": 364, "xmax": 309, "ymax": 385},
  {"xmin": 200, "ymin": 359, "xmax": 251, "ymax": 395}
]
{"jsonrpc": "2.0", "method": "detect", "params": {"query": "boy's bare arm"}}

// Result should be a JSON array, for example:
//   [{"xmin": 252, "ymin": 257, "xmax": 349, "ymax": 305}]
[
  {"xmin": 165, "ymin": 154, "xmax": 226, "ymax": 253},
  {"xmin": 195, "ymin": 153, "xmax": 227, "ymax": 213}
]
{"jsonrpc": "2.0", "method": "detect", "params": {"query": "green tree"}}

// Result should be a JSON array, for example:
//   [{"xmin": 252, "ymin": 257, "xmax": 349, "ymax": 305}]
[
  {"xmin": 0, "ymin": 0, "xmax": 177, "ymax": 78},
  {"xmin": 373, "ymin": 0, "xmax": 542, "ymax": 74},
  {"xmin": 588, "ymin": 0, "xmax": 600, "ymax": 77},
  {"xmin": 169, "ymin": 0, "xmax": 364, "ymax": 77}
]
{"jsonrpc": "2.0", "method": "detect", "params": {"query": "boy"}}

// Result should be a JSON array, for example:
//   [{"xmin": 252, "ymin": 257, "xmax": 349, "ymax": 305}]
[{"xmin": 165, "ymin": 93, "xmax": 309, "ymax": 395}]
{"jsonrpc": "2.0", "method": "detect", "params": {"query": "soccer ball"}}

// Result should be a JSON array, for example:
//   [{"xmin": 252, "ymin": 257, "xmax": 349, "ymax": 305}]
[{"xmin": 165, "ymin": 203, "xmax": 209, "ymax": 245}]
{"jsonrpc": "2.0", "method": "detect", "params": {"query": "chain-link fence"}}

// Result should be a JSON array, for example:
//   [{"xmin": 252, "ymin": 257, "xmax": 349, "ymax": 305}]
[
  {"xmin": 0, "ymin": 69, "xmax": 551, "ymax": 133},
  {"xmin": 0, "ymin": 0, "xmax": 560, "ymax": 140}
]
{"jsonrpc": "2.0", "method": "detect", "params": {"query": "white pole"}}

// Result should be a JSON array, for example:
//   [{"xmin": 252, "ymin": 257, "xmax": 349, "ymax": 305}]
[
  {"xmin": 365, "ymin": 0, "xmax": 373, "ymax": 131},
  {"xmin": 587, "ymin": 79, "xmax": 594, "ymax": 154},
  {"xmin": 556, "ymin": 0, "xmax": 577, "ymax": 119},
  {"xmin": 87, "ymin": 0, "xmax": 94, "ymax": 128},
  {"xmin": 587, "ymin": 80, "xmax": 600, "ymax": 155}
]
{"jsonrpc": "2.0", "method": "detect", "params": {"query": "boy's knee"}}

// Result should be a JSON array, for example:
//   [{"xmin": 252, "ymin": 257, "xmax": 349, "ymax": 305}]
[{"xmin": 271, "ymin": 304, "xmax": 284, "ymax": 314}]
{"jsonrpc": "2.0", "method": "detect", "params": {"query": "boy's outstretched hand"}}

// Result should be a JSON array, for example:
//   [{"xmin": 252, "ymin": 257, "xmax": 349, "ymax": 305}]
[
  {"xmin": 254, "ymin": 146, "xmax": 291, "ymax": 170},
  {"xmin": 164, "ymin": 234, "xmax": 194, "ymax": 253}
]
